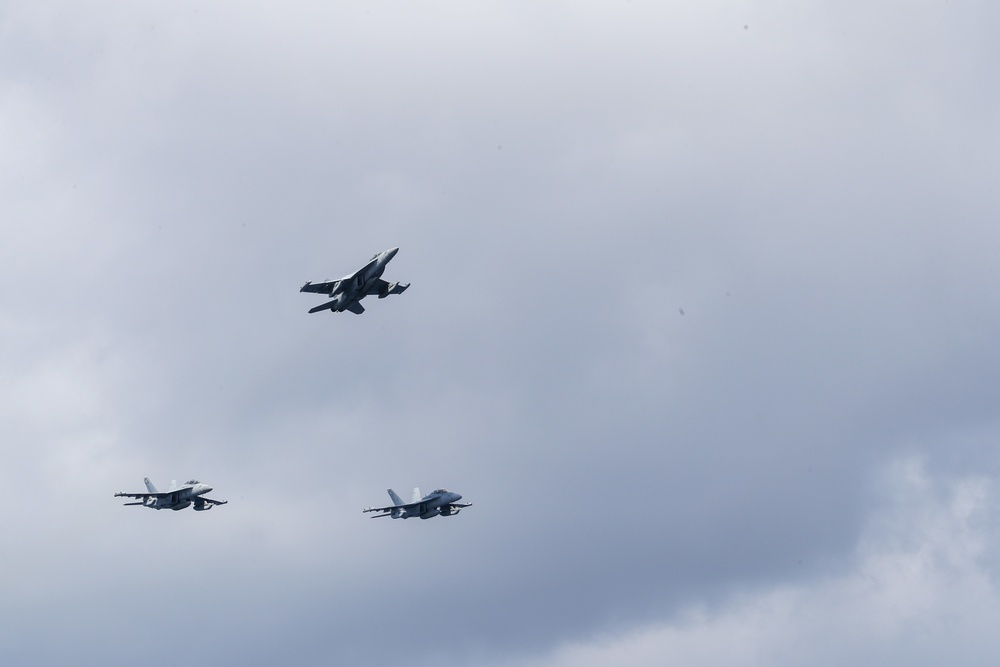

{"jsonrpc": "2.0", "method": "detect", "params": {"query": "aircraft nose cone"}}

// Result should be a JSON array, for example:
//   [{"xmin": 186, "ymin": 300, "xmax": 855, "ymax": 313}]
[
  {"xmin": 202, "ymin": 485, "xmax": 213, "ymax": 494},
  {"xmin": 453, "ymin": 493, "xmax": 462, "ymax": 502},
  {"xmin": 386, "ymin": 247, "xmax": 399, "ymax": 259}
]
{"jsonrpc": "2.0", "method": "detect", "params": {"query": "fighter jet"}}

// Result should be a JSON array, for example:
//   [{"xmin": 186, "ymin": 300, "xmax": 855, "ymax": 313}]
[
  {"xmin": 114, "ymin": 478, "xmax": 227, "ymax": 511},
  {"xmin": 363, "ymin": 487, "xmax": 471, "ymax": 520},
  {"xmin": 300, "ymin": 247, "xmax": 410, "ymax": 314}
]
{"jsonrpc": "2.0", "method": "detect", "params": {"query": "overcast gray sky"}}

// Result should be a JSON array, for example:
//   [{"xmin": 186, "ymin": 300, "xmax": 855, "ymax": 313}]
[{"xmin": 3, "ymin": 1, "xmax": 1000, "ymax": 665}]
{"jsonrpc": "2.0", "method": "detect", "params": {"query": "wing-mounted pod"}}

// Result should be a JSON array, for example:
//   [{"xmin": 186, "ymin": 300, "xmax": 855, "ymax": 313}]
[
  {"xmin": 193, "ymin": 498, "xmax": 213, "ymax": 511},
  {"xmin": 377, "ymin": 282, "xmax": 410, "ymax": 299}
]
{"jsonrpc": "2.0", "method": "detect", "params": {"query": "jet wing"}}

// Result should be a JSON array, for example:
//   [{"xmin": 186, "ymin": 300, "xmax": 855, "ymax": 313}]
[
  {"xmin": 367, "ymin": 278, "xmax": 390, "ymax": 296},
  {"xmin": 363, "ymin": 500, "xmax": 423, "ymax": 515},
  {"xmin": 301, "ymin": 279, "xmax": 341, "ymax": 295},
  {"xmin": 307, "ymin": 297, "xmax": 365, "ymax": 314},
  {"xmin": 115, "ymin": 492, "xmax": 153, "ymax": 506},
  {"xmin": 363, "ymin": 505, "xmax": 396, "ymax": 514}
]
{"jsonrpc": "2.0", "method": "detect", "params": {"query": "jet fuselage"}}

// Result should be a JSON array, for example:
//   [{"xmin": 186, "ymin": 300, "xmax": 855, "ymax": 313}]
[
  {"xmin": 301, "ymin": 247, "xmax": 408, "ymax": 314},
  {"xmin": 148, "ymin": 483, "xmax": 214, "ymax": 510}
]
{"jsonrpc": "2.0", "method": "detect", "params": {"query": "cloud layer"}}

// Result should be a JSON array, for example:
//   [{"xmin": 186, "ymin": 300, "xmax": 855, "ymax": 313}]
[
  {"xmin": 493, "ymin": 459, "xmax": 1000, "ymax": 667},
  {"xmin": 1, "ymin": 1, "xmax": 999, "ymax": 665}
]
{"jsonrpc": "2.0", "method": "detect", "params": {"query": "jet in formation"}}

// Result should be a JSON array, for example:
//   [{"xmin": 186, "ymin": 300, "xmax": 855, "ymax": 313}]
[
  {"xmin": 300, "ymin": 247, "xmax": 410, "ymax": 314},
  {"xmin": 363, "ymin": 487, "xmax": 471, "ymax": 520},
  {"xmin": 114, "ymin": 478, "xmax": 228, "ymax": 511}
]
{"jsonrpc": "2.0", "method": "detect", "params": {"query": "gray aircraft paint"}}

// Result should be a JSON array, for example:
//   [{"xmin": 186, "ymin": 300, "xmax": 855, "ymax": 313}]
[
  {"xmin": 115, "ymin": 478, "xmax": 228, "ymax": 511},
  {"xmin": 300, "ymin": 247, "xmax": 409, "ymax": 314},
  {"xmin": 364, "ymin": 487, "xmax": 471, "ymax": 520}
]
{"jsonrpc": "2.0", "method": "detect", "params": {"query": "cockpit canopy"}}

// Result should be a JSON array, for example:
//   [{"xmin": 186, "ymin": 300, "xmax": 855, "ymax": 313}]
[
  {"xmin": 432, "ymin": 488, "xmax": 448, "ymax": 494},
  {"xmin": 184, "ymin": 479, "xmax": 200, "ymax": 485}
]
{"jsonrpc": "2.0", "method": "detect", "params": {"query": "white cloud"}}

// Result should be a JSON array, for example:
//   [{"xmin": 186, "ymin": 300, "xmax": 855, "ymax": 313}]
[{"xmin": 495, "ymin": 457, "xmax": 1000, "ymax": 667}]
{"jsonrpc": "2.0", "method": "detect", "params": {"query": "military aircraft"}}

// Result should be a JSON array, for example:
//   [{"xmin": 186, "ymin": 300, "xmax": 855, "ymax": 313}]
[
  {"xmin": 300, "ymin": 247, "xmax": 410, "ymax": 314},
  {"xmin": 114, "ymin": 478, "xmax": 227, "ymax": 511},
  {"xmin": 363, "ymin": 487, "xmax": 471, "ymax": 520}
]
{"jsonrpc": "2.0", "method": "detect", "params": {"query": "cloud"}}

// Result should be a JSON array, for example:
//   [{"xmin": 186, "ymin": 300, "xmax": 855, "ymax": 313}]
[
  {"xmin": 2, "ymin": 2, "xmax": 1000, "ymax": 665},
  {"xmin": 491, "ymin": 457, "xmax": 1000, "ymax": 667}
]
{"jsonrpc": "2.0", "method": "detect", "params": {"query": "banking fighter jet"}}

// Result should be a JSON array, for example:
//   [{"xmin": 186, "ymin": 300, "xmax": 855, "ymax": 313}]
[{"xmin": 300, "ymin": 247, "xmax": 409, "ymax": 314}]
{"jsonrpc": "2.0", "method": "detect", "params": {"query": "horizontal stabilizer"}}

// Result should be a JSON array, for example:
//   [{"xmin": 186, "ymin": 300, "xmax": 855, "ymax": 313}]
[
  {"xmin": 301, "ymin": 280, "xmax": 340, "ymax": 295},
  {"xmin": 309, "ymin": 299, "xmax": 340, "ymax": 314}
]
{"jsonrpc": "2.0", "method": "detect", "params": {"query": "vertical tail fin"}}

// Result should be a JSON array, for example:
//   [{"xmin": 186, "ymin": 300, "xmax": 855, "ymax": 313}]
[
  {"xmin": 387, "ymin": 489, "xmax": 404, "ymax": 506},
  {"xmin": 144, "ymin": 478, "xmax": 158, "ymax": 493},
  {"xmin": 411, "ymin": 487, "xmax": 422, "ymax": 503}
]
